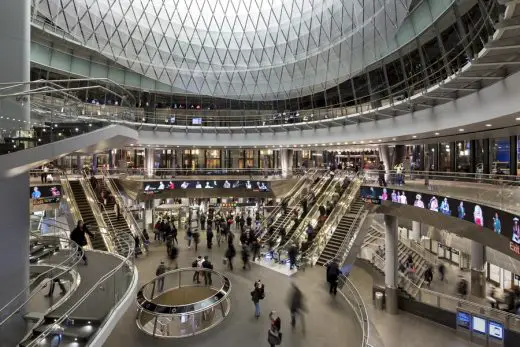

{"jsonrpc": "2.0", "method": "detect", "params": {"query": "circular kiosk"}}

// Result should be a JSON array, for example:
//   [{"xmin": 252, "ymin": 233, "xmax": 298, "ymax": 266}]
[{"xmin": 136, "ymin": 268, "xmax": 231, "ymax": 338}]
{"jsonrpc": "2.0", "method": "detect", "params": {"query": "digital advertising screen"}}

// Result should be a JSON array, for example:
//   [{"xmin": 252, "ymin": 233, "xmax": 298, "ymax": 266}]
[
  {"xmin": 143, "ymin": 180, "xmax": 271, "ymax": 194},
  {"xmin": 30, "ymin": 185, "xmax": 62, "ymax": 205},
  {"xmin": 472, "ymin": 316, "xmax": 486, "ymax": 334},
  {"xmin": 192, "ymin": 118, "xmax": 202, "ymax": 125},
  {"xmin": 488, "ymin": 321, "xmax": 504, "ymax": 340},
  {"xmin": 456, "ymin": 311, "xmax": 471, "ymax": 329},
  {"xmin": 360, "ymin": 186, "xmax": 520, "ymax": 246}
]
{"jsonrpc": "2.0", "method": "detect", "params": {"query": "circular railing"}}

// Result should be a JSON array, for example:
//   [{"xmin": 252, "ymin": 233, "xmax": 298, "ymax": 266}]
[{"xmin": 136, "ymin": 267, "xmax": 231, "ymax": 338}]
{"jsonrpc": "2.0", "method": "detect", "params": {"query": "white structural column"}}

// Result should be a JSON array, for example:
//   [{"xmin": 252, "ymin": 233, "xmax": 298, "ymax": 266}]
[
  {"xmin": 144, "ymin": 148, "xmax": 154, "ymax": 177},
  {"xmin": 384, "ymin": 214, "xmax": 399, "ymax": 314},
  {"xmin": 0, "ymin": 173, "xmax": 30, "ymax": 344},
  {"xmin": 280, "ymin": 149, "xmax": 293, "ymax": 178},
  {"xmin": 470, "ymin": 241, "xmax": 486, "ymax": 298},
  {"xmin": 0, "ymin": 0, "xmax": 30, "ymax": 130},
  {"xmin": 410, "ymin": 221, "xmax": 421, "ymax": 242}
]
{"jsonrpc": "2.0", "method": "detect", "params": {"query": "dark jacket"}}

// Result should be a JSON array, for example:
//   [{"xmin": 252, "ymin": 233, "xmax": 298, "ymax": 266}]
[
  {"xmin": 251, "ymin": 286, "xmax": 263, "ymax": 303},
  {"xmin": 70, "ymin": 225, "xmax": 94, "ymax": 246},
  {"xmin": 326, "ymin": 262, "xmax": 341, "ymax": 282}
]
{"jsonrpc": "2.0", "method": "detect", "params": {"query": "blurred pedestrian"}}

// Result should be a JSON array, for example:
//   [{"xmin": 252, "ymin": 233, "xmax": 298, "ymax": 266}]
[{"xmin": 288, "ymin": 282, "xmax": 306, "ymax": 332}]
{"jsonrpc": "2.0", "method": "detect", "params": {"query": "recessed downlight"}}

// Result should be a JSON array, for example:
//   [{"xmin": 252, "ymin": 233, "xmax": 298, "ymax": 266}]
[
  {"xmin": 435, "ymin": 132, "xmax": 440, "ymax": 136},
  {"xmin": 412, "ymin": 135, "xmax": 417, "ymax": 138},
  {"xmin": 459, "ymin": 128, "xmax": 464, "ymax": 132},
  {"xmin": 392, "ymin": 138, "xmax": 396, "ymax": 141},
  {"xmin": 485, "ymin": 124, "xmax": 492, "ymax": 127}
]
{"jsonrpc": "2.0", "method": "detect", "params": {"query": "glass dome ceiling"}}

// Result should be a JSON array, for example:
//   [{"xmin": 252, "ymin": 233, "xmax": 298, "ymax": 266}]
[{"xmin": 36, "ymin": 0, "xmax": 411, "ymax": 100}]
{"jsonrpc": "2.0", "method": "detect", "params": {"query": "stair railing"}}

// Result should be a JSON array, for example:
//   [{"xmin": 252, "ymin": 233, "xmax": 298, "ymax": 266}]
[
  {"xmin": 371, "ymin": 253, "xmax": 421, "ymax": 299},
  {"xmin": 279, "ymin": 171, "xmax": 350, "ymax": 252},
  {"xmin": 257, "ymin": 168, "xmax": 320, "ymax": 240},
  {"xmin": 103, "ymin": 175, "xmax": 147, "ymax": 255},
  {"xmin": 60, "ymin": 170, "xmax": 94, "ymax": 249},
  {"xmin": 0, "ymin": 235, "xmax": 83, "ymax": 327},
  {"xmin": 302, "ymin": 176, "xmax": 361, "ymax": 265},
  {"xmin": 263, "ymin": 170, "xmax": 333, "ymax": 246},
  {"xmin": 338, "ymin": 208, "xmax": 368, "ymax": 265},
  {"xmin": 79, "ymin": 173, "xmax": 118, "ymax": 253}
]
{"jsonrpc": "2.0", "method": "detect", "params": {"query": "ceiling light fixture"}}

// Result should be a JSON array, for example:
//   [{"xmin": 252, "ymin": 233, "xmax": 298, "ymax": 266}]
[
  {"xmin": 485, "ymin": 124, "xmax": 492, "ymax": 127},
  {"xmin": 459, "ymin": 128, "xmax": 464, "ymax": 132},
  {"xmin": 435, "ymin": 132, "xmax": 440, "ymax": 136},
  {"xmin": 412, "ymin": 135, "xmax": 417, "ymax": 138}
]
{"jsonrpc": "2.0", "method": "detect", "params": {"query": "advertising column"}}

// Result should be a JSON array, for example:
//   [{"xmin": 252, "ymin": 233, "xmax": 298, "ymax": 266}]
[
  {"xmin": 384, "ymin": 214, "xmax": 399, "ymax": 314},
  {"xmin": 470, "ymin": 240, "xmax": 486, "ymax": 298}
]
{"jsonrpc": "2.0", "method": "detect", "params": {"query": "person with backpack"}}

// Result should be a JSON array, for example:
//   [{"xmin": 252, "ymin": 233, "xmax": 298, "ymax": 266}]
[
  {"xmin": 155, "ymin": 261, "xmax": 167, "ymax": 292},
  {"xmin": 251, "ymin": 280, "xmax": 265, "ymax": 318},
  {"xmin": 70, "ymin": 220, "xmax": 94, "ymax": 265}
]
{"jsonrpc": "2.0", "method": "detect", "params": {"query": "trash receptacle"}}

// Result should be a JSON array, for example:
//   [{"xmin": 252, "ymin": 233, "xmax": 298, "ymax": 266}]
[{"xmin": 375, "ymin": 292, "xmax": 384, "ymax": 310}]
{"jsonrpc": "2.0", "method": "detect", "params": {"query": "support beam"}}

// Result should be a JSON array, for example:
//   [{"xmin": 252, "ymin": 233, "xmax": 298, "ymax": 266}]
[{"xmin": 384, "ymin": 214, "xmax": 399, "ymax": 315}]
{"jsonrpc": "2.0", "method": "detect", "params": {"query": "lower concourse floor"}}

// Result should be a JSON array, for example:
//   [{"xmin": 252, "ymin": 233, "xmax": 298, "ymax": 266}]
[{"xmin": 103, "ymin": 226, "xmax": 476, "ymax": 347}]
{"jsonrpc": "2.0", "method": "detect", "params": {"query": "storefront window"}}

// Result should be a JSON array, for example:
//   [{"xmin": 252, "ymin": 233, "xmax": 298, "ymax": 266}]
[
  {"xmin": 439, "ymin": 143, "xmax": 451, "ymax": 171},
  {"xmin": 260, "ymin": 150, "xmax": 274, "ymax": 168},
  {"xmin": 205, "ymin": 150, "xmax": 221, "ymax": 168},
  {"xmin": 490, "ymin": 137, "xmax": 510, "ymax": 174},
  {"xmin": 455, "ymin": 141, "xmax": 471, "ymax": 172}
]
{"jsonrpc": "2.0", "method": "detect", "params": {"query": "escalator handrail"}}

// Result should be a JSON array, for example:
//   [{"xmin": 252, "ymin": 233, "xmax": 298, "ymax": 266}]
[
  {"xmin": 102, "ymin": 174, "xmax": 147, "ymax": 254},
  {"xmin": 257, "ymin": 169, "xmax": 319, "ymax": 240},
  {"xmin": 300, "ymin": 175, "xmax": 360, "ymax": 260},
  {"xmin": 262, "ymin": 170, "xmax": 330, "ymax": 244},
  {"xmin": 0, "ymin": 236, "xmax": 83, "ymax": 326},
  {"xmin": 80, "ymin": 172, "xmax": 119, "ymax": 253},
  {"xmin": 277, "ymin": 172, "xmax": 346, "ymax": 251},
  {"xmin": 334, "ymin": 207, "xmax": 368, "ymax": 266}
]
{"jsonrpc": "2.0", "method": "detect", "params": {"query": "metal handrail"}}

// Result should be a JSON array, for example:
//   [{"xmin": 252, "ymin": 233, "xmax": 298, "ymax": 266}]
[
  {"xmin": 279, "ymin": 172, "xmax": 348, "ymax": 251},
  {"xmin": 102, "ymin": 174, "xmax": 147, "ymax": 254},
  {"xmin": 303, "ymin": 177, "xmax": 361, "ymax": 261},
  {"xmin": 335, "ymin": 207, "xmax": 368, "ymax": 266},
  {"xmin": 105, "ymin": 167, "xmax": 285, "ymax": 178},
  {"xmin": 45, "ymin": 0, "xmax": 497, "ymax": 131},
  {"xmin": 0, "ymin": 236, "xmax": 83, "ymax": 326},
  {"xmin": 363, "ymin": 169, "xmax": 520, "ymax": 215},
  {"xmin": 60, "ymin": 170, "xmax": 94, "ymax": 249},
  {"xmin": 338, "ymin": 274, "xmax": 370, "ymax": 347},
  {"xmin": 79, "ymin": 173, "xmax": 118, "ymax": 253},
  {"xmin": 263, "ymin": 170, "xmax": 330, "ymax": 245},
  {"xmin": 24, "ymin": 234, "xmax": 136, "ymax": 347}
]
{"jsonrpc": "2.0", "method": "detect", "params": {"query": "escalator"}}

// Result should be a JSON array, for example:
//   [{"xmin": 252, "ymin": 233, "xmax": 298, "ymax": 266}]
[
  {"xmin": 316, "ymin": 197, "xmax": 365, "ymax": 266},
  {"xmin": 262, "ymin": 171, "xmax": 332, "ymax": 246},
  {"xmin": 97, "ymin": 178, "xmax": 139, "ymax": 255},
  {"xmin": 68, "ymin": 180, "xmax": 107, "ymax": 251}
]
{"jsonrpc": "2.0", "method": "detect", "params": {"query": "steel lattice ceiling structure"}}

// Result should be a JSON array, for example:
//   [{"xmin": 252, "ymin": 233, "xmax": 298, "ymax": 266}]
[{"xmin": 35, "ymin": 0, "xmax": 411, "ymax": 100}]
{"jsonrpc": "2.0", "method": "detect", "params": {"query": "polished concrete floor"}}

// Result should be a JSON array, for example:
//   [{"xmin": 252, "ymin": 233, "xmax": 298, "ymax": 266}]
[
  {"xmin": 104, "ymin": 232, "xmax": 363, "ymax": 347},
  {"xmin": 348, "ymin": 265, "xmax": 474, "ymax": 347}
]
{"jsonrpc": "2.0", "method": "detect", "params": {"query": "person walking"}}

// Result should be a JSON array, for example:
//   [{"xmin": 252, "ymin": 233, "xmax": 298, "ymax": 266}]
[
  {"xmin": 250, "ymin": 280, "xmax": 265, "ymax": 318},
  {"xmin": 70, "ymin": 220, "xmax": 94, "ymax": 265},
  {"xmin": 242, "ymin": 245, "xmax": 251, "ymax": 270},
  {"xmin": 168, "ymin": 244, "xmax": 179, "ymax": 269},
  {"xmin": 424, "ymin": 266, "xmax": 433, "ymax": 288},
  {"xmin": 225, "ymin": 244, "xmax": 236, "ymax": 271},
  {"xmin": 267, "ymin": 311, "xmax": 282, "ymax": 347},
  {"xmin": 192, "ymin": 256, "xmax": 203, "ymax": 284},
  {"xmin": 45, "ymin": 277, "xmax": 67, "ymax": 297},
  {"xmin": 193, "ymin": 231, "xmax": 200, "ymax": 251},
  {"xmin": 202, "ymin": 256, "xmax": 213, "ymax": 285},
  {"xmin": 155, "ymin": 261, "xmax": 167, "ymax": 292},
  {"xmin": 326, "ymin": 259, "xmax": 342, "ymax": 295},
  {"xmin": 171, "ymin": 222, "xmax": 178, "ymax": 245},
  {"xmin": 251, "ymin": 238, "xmax": 261, "ymax": 262},
  {"xmin": 206, "ymin": 226, "xmax": 214, "ymax": 249},
  {"xmin": 186, "ymin": 228, "xmax": 193, "ymax": 249},
  {"xmin": 288, "ymin": 282, "xmax": 306, "ymax": 332}
]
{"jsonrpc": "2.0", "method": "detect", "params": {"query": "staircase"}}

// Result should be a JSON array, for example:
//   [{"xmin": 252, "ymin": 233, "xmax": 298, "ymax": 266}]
[
  {"xmin": 68, "ymin": 180, "xmax": 107, "ymax": 251},
  {"xmin": 97, "ymin": 179, "xmax": 135, "ymax": 255},
  {"xmin": 316, "ymin": 197, "xmax": 364, "ymax": 266}
]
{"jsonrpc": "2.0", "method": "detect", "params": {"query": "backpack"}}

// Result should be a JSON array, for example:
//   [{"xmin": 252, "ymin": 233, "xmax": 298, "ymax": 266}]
[{"xmin": 259, "ymin": 284, "xmax": 265, "ymax": 299}]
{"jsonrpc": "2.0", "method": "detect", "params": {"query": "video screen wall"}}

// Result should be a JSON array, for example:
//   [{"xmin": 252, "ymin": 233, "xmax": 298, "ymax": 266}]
[
  {"xmin": 30, "ymin": 185, "xmax": 62, "ymax": 205},
  {"xmin": 360, "ymin": 186, "xmax": 520, "ymax": 245},
  {"xmin": 144, "ymin": 180, "xmax": 270, "ymax": 194}
]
